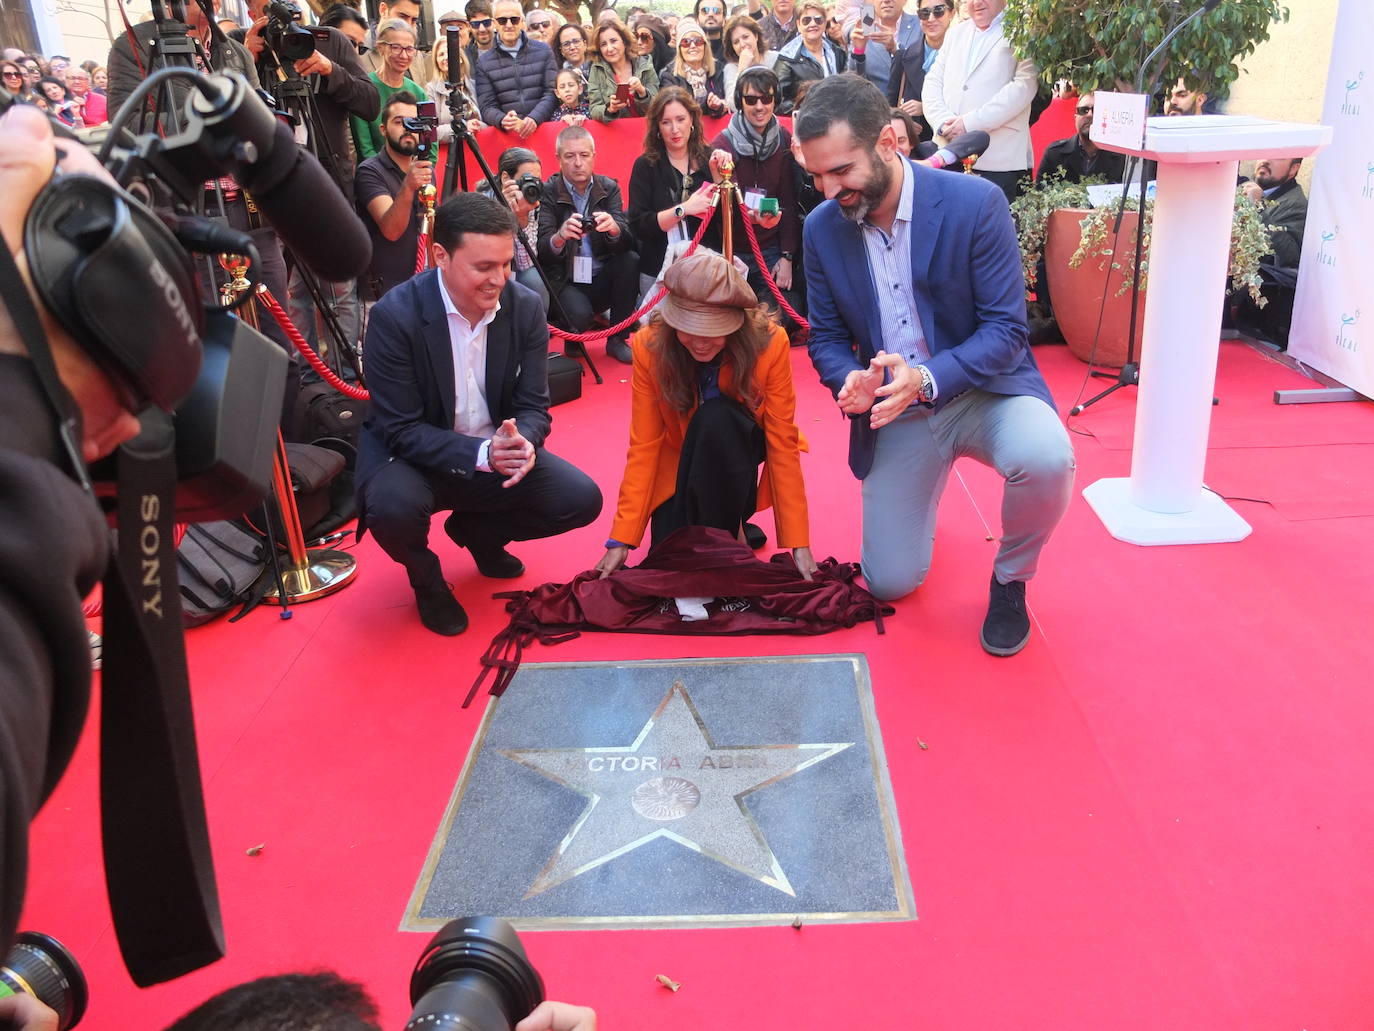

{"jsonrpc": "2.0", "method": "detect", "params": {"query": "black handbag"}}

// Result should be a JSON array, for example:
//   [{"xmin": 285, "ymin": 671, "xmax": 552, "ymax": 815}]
[{"xmin": 548, "ymin": 352, "xmax": 583, "ymax": 407}]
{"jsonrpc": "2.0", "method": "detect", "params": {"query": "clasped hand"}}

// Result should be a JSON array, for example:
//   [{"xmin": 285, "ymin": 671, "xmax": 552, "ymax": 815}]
[
  {"xmin": 490, "ymin": 419, "xmax": 535, "ymax": 487},
  {"xmin": 838, "ymin": 351, "xmax": 924, "ymax": 429}
]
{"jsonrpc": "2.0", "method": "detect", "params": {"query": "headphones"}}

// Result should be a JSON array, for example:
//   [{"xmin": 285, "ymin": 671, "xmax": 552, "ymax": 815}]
[{"xmin": 733, "ymin": 65, "xmax": 779, "ymax": 115}]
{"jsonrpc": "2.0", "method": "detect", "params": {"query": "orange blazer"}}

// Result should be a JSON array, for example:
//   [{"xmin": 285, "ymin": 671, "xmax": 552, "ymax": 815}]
[{"xmin": 609, "ymin": 324, "xmax": 810, "ymax": 549}]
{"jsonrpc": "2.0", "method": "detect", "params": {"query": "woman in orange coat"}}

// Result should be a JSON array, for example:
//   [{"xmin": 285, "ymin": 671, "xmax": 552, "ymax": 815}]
[{"xmin": 594, "ymin": 250, "xmax": 817, "ymax": 579}]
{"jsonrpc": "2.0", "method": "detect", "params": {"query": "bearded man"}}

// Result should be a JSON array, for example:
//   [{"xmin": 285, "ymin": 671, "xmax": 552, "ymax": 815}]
[{"xmin": 796, "ymin": 74, "xmax": 1074, "ymax": 657}]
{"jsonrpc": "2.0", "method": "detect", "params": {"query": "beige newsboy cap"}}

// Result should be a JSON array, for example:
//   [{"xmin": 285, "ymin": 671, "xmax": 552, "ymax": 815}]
[{"xmin": 661, "ymin": 251, "xmax": 759, "ymax": 336}]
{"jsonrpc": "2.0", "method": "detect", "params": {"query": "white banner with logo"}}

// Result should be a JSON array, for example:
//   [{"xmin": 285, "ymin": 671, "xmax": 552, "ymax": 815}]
[{"xmin": 1289, "ymin": 0, "xmax": 1374, "ymax": 396}]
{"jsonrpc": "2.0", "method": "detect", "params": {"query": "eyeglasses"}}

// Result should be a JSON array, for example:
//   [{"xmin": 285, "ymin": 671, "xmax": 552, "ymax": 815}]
[
  {"xmin": 495, "ymin": 15, "xmax": 523, "ymax": 25},
  {"xmin": 916, "ymin": 4, "xmax": 949, "ymax": 18},
  {"xmin": 680, "ymin": 37, "xmax": 705, "ymax": 48},
  {"xmin": 798, "ymin": 14, "xmax": 824, "ymax": 26},
  {"xmin": 741, "ymin": 93, "xmax": 774, "ymax": 107},
  {"xmin": 380, "ymin": 41, "xmax": 417, "ymax": 55},
  {"xmin": 355, "ymin": 42, "xmax": 370, "ymax": 54},
  {"xmin": 2, "ymin": 70, "xmax": 21, "ymax": 78},
  {"xmin": 528, "ymin": 20, "xmax": 551, "ymax": 29},
  {"xmin": 560, "ymin": 37, "xmax": 583, "ymax": 48},
  {"xmin": 699, "ymin": 5, "xmax": 724, "ymax": 13},
  {"xmin": 1075, "ymin": 105, "xmax": 1094, "ymax": 115},
  {"xmin": 636, "ymin": 31, "xmax": 653, "ymax": 42},
  {"xmin": 470, "ymin": 17, "xmax": 492, "ymax": 27}
]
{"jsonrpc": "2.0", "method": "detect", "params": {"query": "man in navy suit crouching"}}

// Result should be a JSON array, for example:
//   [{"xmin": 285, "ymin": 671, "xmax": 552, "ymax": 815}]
[
  {"xmin": 357, "ymin": 192, "xmax": 602, "ymax": 635},
  {"xmin": 796, "ymin": 74, "xmax": 1073, "ymax": 656}
]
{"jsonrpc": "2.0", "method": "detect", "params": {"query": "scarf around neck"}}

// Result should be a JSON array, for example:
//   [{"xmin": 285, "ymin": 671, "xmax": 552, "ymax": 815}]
[{"xmin": 721, "ymin": 110, "xmax": 780, "ymax": 164}]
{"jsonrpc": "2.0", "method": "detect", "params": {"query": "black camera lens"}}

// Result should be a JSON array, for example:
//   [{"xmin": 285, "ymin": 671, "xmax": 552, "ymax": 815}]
[
  {"xmin": 406, "ymin": 918, "xmax": 543, "ymax": 1031},
  {"xmin": 516, "ymin": 173, "xmax": 543, "ymax": 204},
  {"xmin": 0, "ymin": 932, "xmax": 89, "ymax": 1030},
  {"xmin": 579, "ymin": 214, "xmax": 596, "ymax": 232}
]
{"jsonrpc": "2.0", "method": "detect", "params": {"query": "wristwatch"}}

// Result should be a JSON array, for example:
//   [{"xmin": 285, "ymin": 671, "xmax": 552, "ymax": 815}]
[
  {"xmin": 780, "ymin": 250, "xmax": 794, "ymax": 262},
  {"xmin": 673, "ymin": 204, "xmax": 686, "ymax": 221},
  {"xmin": 915, "ymin": 364, "xmax": 936, "ymax": 407}
]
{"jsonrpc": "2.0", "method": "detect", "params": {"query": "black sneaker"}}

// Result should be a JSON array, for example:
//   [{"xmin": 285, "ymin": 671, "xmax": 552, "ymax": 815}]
[
  {"xmin": 980, "ymin": 574, "xmax": 1031, "ymax": 656},
  {"xmin": 414, "ymin": 585, "xmax": 468, "ymax": 636},
  {"xmin": 606, "ymin": 335, "xmax": 632, "ymax": 365}
]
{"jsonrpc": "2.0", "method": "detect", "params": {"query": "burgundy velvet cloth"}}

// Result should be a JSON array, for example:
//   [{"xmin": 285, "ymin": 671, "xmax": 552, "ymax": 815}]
[{"xmin": 466, "ymin": 527, "xmax": 893, "ymax": 704}]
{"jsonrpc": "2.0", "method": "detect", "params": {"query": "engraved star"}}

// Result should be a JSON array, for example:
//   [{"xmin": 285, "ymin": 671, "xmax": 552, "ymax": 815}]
[{"xmin": 498, "ymin": 682, "xmax": 853, "ymax": 899}]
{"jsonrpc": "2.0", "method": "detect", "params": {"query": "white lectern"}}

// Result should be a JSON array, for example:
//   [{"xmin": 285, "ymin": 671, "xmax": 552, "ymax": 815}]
[{"xmin": 1081, "ymin": 114, "xmax": 1332, "ymax": 545}]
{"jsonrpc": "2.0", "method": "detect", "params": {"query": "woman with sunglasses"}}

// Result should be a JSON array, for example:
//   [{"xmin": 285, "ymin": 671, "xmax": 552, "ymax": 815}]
[
  {"xmin": 658, "ymin": 19, "xmax": 726, "ymax": 118},
  {"xmin": 0, "ymin": 61, "xmax": 26, "ymax": 99},
  {"xmin": 630, "ymin": 14, "xmax": 676, "ymax": 76},
  {"xmin": 628, "ymin": 87, "xmax": 721, "ymax": 294},
  {"xmin": 720, "ymin": 13, "xmax": 777, "ymax": 113},
  {"xmin": 773, "ymin": 0, "xmax": 846, "ymax": 115},
  {"xmin": 554, "ymin": 23, "xmax": 591, "ymax": 74},
  {"xmin": 877, "ymin": 0, "xmax": 952, "ymax": 138},
  {"xmin": 351, "ymin": 18, "xmax": 433, "ymax": 160},
  {"xmin": 587, "ymin": 18, "xmax": 657, "ymax": 123}
]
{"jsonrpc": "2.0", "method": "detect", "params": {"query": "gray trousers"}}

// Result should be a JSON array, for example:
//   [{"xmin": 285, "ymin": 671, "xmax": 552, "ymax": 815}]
[{"xmin": 860, "ymin": 391, "xmax": 1075, "ymax": 601}]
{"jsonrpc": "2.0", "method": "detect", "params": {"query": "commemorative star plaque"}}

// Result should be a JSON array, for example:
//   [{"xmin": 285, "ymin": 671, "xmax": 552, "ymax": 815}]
[{"xmin": 405, "ymin": 655, "xmax": 915, "ymax": 930}]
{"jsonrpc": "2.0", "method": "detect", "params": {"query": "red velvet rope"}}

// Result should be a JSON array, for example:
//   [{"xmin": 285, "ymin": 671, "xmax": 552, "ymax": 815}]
[
  {"xmin": 415, "ymin": 233, "xmax": 429, "ymax": 276},
  {"xmin": 258, "ymin": 287, "xmax": 371, "ymax": 401},
  {"xmin": 739, "ymin": 210, "xmax": 810, "ymax": 332},
  {"xmin": 548, "ymin": 200, "xmax": 718, "ymax": 344}
]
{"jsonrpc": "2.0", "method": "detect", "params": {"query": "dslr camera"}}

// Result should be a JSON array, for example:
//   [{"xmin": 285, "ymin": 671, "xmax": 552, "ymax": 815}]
[
  {"xmin": 514, "ymin": 172, "xmax": 543, "ymax": 205},
  {"xmin": 403, "ymin": 100, "xmax": 440, "ymax": 150}
]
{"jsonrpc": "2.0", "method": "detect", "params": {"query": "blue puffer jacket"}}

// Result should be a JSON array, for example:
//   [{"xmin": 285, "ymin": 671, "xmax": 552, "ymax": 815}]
[{"xmin": 474, "ymin": 35, "xmax": 559, "ymax": 125}]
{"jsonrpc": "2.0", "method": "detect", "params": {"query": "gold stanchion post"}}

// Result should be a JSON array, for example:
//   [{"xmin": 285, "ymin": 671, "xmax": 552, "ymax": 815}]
[
  {"xmin": 219, "ymin": 254, "xmax": 360, "ymax": 604},
  {"xmin": 717, "ymin": 156, "xmax": 736, "ymax": 262}
]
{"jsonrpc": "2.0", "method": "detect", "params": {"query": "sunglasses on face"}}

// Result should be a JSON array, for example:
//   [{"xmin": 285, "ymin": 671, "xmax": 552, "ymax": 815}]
[
  {"xmin": 1075, "ymin": 105, "xmax": 1094, "ymax": 115},
  {"xmin": 495, "ymin": 15, "xmax": 522, "ymax": 25},
  {"xmin": 2, "ymin": 70, "xmax": 21, "ymax": 78},
  {"xmin": 798, "ymin": 14, "xmax": 824, "ymax": 26},
  {"xmin": 680, "ymin": 37, "xmax": 705, "ymax": 48},
  {"xmin": 636, "ymin": 31, "xmax": 653, "ymax": 42},
  {"xmin": 529, "ymin": 20, "xmax": 550, "ymax": 29},
  {"xmin": 699, "ymin": 5, "xmax": 724, "ymax": 13},
  {"xmin": 916, "ymin": 4, "xmax": 948, "ymax": 18},
  {"xmin": 470, "ymin": 17, "xmax": 492, "ymax": 27},
  {"xmin": 741, "ymin": 93, "xmax": 774, "ymax": 106},
  {"xmin": 381, "ymin": 42, "xmax": 417, "ymax": 55}
]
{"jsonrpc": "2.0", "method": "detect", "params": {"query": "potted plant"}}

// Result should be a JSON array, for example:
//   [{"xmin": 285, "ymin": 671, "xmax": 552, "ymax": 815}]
[
  {"xmin": 1011, "ymin": 173, "xmax": 1271, "ymax": 366},
  {"xmin": 1003, "ymin": 0, "xmax": 1288, "ymax": 100}
]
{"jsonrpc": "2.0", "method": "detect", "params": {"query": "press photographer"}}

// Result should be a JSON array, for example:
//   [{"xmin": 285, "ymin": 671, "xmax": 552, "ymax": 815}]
[
  {"xmin": 242, "ymin": 0, "xmax": 379, "ymax": 368},
  {"xmin": 356, "ymin": 94, "xmax": 434, "ymax": 300}
]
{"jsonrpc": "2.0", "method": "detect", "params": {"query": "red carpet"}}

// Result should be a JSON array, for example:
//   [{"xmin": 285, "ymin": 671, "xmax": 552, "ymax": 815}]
[{"xmin": 22, "ymin": 339, "xmax": 1374, "ymax": 1029}]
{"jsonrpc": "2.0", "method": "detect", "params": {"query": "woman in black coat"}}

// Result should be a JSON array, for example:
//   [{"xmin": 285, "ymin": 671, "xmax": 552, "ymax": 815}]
[
  {"xmin": 656, "ymin": 18, "xmax": 726, "ymax": 118},
  {"xmin": 773, "ymin": 0, "xmax": 846, "ymax": 115},
  {"xmin": 627, "ymin": 86, "xmax": 722, "ymax": 287}
]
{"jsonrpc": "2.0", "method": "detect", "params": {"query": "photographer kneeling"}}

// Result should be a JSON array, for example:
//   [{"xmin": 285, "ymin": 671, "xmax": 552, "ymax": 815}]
[
  {"xmin": 536, "ymin": 125, "xmax": 638, "ymax": 365},
  {"xmin": 491, "ymin": 146, "xmax": 549, "ymax": 316}
]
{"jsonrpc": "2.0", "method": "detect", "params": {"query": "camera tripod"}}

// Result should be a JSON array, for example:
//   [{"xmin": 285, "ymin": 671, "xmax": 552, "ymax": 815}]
[{"xmin": 437, "ymin": 26, "xmax": 602, "ymax": 383}]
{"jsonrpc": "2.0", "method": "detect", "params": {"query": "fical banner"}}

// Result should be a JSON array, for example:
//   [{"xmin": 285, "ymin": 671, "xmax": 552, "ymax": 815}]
[{"xmin": 1289, "ymin": 0, "xmax": 1374, "ymax": 397}]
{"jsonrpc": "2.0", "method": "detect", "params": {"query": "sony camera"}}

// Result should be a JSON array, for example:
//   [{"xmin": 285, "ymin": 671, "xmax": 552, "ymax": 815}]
[
  {"xmin": 0, "ymin": 932, "xmax": 87, "ymax": 1030},
  {"xmin": 264, "ymin": 0, "xmax": 317, "ymax": 62},
  {"xmin": 406, "ymin": 918, "xmax": 544, "ymax": 1031}
]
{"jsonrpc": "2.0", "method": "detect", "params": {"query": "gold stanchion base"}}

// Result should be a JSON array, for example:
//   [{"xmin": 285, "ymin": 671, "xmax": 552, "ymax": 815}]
[{"xmin": 263, "ymin": 549, "xmax": 359, "ymax": 604}]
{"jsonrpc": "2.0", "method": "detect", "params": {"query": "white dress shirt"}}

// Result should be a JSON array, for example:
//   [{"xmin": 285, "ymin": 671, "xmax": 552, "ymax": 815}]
[{"xmin": 437, "ymin": 271, "xmax": 498, "ymax": 467}]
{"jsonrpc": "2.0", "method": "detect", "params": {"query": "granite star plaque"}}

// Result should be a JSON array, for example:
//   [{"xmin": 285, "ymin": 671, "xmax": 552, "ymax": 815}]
[{"xmin": 405, "ymin": 655, "xmax": 915, "ymax": 930}]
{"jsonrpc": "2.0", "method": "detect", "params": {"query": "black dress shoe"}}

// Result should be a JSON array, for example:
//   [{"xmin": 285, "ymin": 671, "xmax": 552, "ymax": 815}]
[
  {"xmin": 468, "ymin": 545, "xmax": 525, "ymax": 579},
  {"xmin": 606, "ymin": 335, "xmax": 633, "ymax": 364},
  {"xmin": 980, "ymin": 574, "xmax": 1030, "ymax": 656},
  {"xmin": 414, "ymin": 585, "xmax": 468, "ymax": 636}
]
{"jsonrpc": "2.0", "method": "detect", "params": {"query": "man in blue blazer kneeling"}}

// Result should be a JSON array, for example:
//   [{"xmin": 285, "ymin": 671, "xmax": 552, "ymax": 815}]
[{"xmin": 796, "ymin": 74, "xmax": 1073, "ymax": 656}]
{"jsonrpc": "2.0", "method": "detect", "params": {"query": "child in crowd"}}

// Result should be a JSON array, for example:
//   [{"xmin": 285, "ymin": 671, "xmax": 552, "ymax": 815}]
[{"xmin": 553, "ymin": 68, "xmax": 589, "ymax": 124}]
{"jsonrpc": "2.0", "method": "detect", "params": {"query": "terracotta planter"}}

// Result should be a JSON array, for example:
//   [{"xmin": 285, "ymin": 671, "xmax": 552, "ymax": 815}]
[{"xmin": 1043, "ymin": 207, "xmax": 1145, "ymax": 368}]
